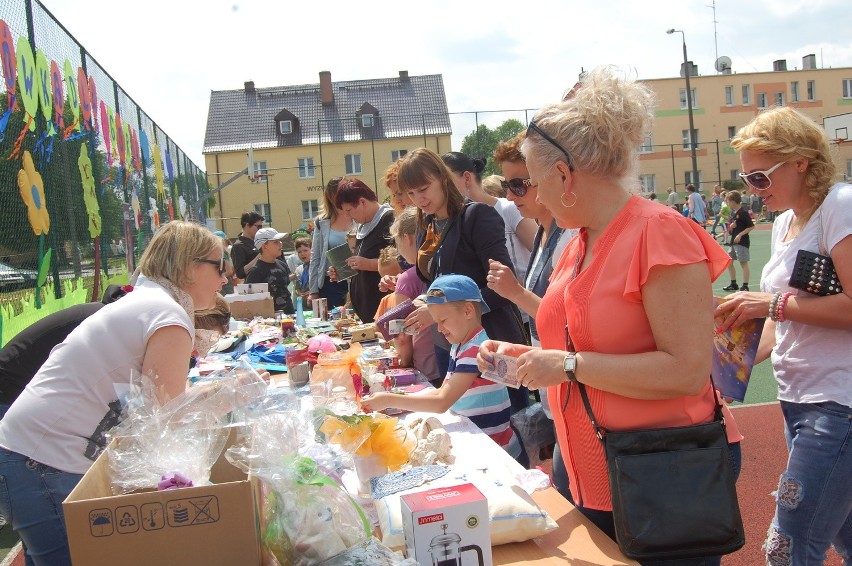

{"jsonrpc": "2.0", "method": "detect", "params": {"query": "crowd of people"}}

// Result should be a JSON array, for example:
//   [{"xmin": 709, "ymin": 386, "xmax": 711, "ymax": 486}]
[{"xmin": 0, "ymin": 66, "xmax": 848, "ymax": 566}]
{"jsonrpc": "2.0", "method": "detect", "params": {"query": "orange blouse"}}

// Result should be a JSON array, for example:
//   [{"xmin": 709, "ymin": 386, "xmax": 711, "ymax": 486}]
[{"xmin": 539, "ymin": 196, "xmax": 735, "ymax": 510}]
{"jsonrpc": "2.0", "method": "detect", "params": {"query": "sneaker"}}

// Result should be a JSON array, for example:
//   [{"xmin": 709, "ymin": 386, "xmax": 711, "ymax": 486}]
[
  {"xmin": 739, "ymin": 283, "xmax": 749, "ymax": 291},
  {"xmin": 722, "ymin": 283, "xmax": 739, "ymax": 291}
]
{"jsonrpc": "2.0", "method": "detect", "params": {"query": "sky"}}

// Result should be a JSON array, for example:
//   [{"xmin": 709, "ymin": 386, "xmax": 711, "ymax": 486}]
[{"xmin": 27, "ymin": 0, "xmax": 852, "ymax": 168}]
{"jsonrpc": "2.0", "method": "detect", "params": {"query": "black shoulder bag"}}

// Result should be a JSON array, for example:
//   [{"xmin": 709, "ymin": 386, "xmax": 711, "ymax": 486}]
[{"xmin": 576, "ymin": 379, "xmax": 745, "ymax": 561}]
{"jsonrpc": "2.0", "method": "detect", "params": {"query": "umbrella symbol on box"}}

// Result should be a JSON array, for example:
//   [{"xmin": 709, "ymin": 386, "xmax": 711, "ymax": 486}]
[{"xmin": 89, "ymin": 509, "xmax": 113, "ymax": 537}]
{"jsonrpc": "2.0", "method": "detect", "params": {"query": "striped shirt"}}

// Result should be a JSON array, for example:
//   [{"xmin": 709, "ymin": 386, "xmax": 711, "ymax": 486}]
[{"xmin": 448, "ymin": 327, "xmax": 522, "ymax": 459}]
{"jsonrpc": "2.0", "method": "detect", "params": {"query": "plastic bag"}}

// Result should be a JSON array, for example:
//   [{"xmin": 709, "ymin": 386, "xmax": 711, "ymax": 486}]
[{"xmin": 509, "ymin": 402, "xmax": 556, "ymax": 468}]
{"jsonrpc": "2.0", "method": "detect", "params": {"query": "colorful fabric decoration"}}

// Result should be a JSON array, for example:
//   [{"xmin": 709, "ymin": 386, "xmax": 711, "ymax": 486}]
[
  {"xmin": 152, "ymin": 143, "xmax": 165, "ymax": 199},
  {"xmin": 15, "ymin": 37, "xmax": 36, "ymax": 131},
  {"xmin": 62, "ymin": 59, "xmax": 79, "ymax": 133},
  {"xmin": 78, "ymin": 143, "xmax": 101, "ymax": 238},
  {"xmin": 88, "ymin": 75, "xmax": 98, "ymax": 130},
  {"xmin": 17, "ymin": 151, "xmax": 50, "ymax": 236},
  {"xmin": 50, "ymin": 60, "xmax": 64, "ymax": 131}
]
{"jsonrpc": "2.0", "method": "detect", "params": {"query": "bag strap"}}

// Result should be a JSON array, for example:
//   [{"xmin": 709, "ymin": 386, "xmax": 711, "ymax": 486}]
[{"xmin": 818, "ymin": 210, "xmax": 827, "ymax": 256}]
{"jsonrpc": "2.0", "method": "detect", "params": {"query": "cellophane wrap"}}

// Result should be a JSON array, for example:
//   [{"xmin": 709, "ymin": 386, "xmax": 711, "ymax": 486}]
[
  {"xmin": 225, "ymin": 391, "xmax": 371, "ymax": 566},
  {"xmin": 106, "ymin": 359, "xmax": 267, "ymax": 495}
]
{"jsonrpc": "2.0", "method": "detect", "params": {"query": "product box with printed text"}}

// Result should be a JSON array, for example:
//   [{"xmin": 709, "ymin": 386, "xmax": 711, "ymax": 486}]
[{"xmin": 401, "ymin": 483, "xmax": 492, "ymax": 566}]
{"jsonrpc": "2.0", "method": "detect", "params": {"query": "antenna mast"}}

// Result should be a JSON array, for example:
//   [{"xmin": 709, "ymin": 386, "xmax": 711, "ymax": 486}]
[{"xmin": 708, "ymin": 0, "xmax": 719, "ymax": 72}]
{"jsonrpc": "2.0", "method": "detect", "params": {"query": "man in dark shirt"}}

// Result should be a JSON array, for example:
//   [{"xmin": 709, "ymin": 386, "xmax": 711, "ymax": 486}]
[
  {"xmin": 245, "ymin": 227, "xmax": 294, "ymax": 314},
  {"xmin": 231, "ymin": 211, "xmax": 264, "ymax": 280}
]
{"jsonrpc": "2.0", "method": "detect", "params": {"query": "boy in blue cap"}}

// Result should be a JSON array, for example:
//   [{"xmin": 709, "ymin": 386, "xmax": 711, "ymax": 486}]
[{"xmin": 362, "ymin": 274, "xmax": 525, "ymax": 465}]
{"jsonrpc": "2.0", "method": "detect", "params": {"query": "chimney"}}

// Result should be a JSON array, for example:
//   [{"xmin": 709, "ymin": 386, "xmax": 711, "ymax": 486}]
[
  {"xmin": 319, "ymin": 71, "xmax": 333, "ymax": 106},
  {"xmin": 399, "ymin": 70, "xmax": 409, "ymax": 82},
  {"xmin": 773, "ymin": 59, "xmax": 788, "ymax": 72},
  {"xmin": 680, "ymin": 61, "xmax": 698, "ymax": 78},
  {"xmin": 244, "ymin": 80, "xmax": 255, "ymax": 93},
  {"xmin": 802, "ymin": 54, "xmax": 816, "ymax": 70}
]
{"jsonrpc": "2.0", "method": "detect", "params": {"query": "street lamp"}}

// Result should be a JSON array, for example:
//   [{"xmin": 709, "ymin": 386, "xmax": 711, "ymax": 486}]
[{"xmin": 667, "ymin": 28, "xmax": 699, "ymax": 190}]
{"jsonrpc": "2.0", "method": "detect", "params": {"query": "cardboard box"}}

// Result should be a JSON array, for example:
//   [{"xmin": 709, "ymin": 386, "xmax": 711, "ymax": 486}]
[
  {"xmin": 349, "ymin": 323, "xmax": 376, "ymax": 343},
  {"xmin": 401, "ymin": 483, "xmax": 493, "ymax": 566},
  {"xmin": 224, "ymin": 293, "xmax": 274, "ymax": 319},
  {"xmin": 64, "ymin": 441, "xmax": 261, "ymax": 566}
]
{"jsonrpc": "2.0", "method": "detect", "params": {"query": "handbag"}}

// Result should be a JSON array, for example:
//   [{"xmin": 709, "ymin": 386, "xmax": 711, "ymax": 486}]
[
  {"xmin": 576, "ymin": 380, "xmax": 745, "ymax": 560},
  {"xmin": 788, "ymin": 211, "xmax": 843, "ymax": 296}
]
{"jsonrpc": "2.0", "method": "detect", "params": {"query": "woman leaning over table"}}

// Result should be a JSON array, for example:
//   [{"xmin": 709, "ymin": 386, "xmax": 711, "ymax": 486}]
[
  {"xmin": 477, "ymin": 67, "xmax": 741, "ymax": 566},
  {"xmin": 0, "ymin": 220, "xmax": 227, "ymax": 566},
  {"xmin": 716, "ymin": 106, "xmax": 852, "ymax": 565},
  {"xmin": 308, "ymin": 177, "xmax": 355, "ymax": 309}
]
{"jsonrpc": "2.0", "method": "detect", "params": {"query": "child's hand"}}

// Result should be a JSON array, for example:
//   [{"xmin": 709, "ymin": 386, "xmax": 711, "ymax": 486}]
[
  {"xmin": 379, "ymin": 274, "xmax": 398, "ymax": 292},
  {"xmin": 360, "ymin": 392, "xmax": 394, "ymax": 412}
]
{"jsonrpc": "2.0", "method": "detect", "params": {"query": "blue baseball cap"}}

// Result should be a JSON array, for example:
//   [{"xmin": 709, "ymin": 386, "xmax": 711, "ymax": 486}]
[
  {"xmin": 426, "ymin": 274, "xmax": 490, "ymax": 313},
  {"xmin": 212, "ymin": 230, "xmax": 227, "ymax": 238}
]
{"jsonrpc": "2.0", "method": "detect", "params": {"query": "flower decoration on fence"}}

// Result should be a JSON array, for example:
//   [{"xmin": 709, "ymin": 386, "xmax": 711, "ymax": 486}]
[
  {"xmin": 17, "ymin": 150, "xmax": 52, "ymax": 308},
  {"xmin": 78, "ymin": 143, "xmax": 101, "ymax": 238},
  {"xmin": 319, "ymin": 413, "xmax": 413, "ymax": 471}
]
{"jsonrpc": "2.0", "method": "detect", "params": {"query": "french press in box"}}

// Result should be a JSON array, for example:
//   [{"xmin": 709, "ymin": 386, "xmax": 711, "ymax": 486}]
[{"xmin": 430, "ymin": 524, "xmax": 485, "ymax": 566}]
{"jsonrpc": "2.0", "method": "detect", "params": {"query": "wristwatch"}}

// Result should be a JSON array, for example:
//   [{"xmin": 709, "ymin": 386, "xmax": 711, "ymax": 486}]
[{"xmin": 563, "ymin": 353, "xmax": 577, "ymax": 382}]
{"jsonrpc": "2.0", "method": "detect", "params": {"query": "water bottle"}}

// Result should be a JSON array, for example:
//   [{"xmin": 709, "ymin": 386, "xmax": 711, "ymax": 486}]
[{"xmin": 295, "ymin": 295, "xmax": 305, "ymax": 327}]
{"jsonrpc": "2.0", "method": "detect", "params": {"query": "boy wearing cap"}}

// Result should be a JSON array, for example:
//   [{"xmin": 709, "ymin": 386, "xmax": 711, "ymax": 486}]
[
  {"xmin": 245, "ymin": 228, "xmax": 294, "ymax": 314},
  {"xmin": 362, "ymin": 274, "xmax": 525, "ymax": 465}
]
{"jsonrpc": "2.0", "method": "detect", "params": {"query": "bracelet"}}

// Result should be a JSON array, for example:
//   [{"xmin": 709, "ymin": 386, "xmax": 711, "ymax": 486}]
[
  {"xmin": 769, "ymin": 291, "xmax": 782, "ymax": 321},
  {"xmin": 777, "ymin": 291, "xmax": 793, "ymax": 322}
]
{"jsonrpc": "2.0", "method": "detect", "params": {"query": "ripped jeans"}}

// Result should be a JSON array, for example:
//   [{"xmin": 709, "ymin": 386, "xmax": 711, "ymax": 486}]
[{"xmin": 765, "ymin": 400, "xmax": 852, "ymax": 565}]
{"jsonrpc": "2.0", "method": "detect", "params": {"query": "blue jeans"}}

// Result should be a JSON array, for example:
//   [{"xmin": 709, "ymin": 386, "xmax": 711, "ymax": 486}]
[
  {"xmin": 576, "ymin": 442, "xmax": 742, "ymax": 566},
  {"xmin": 0, "ymin": 448, "xmax": 84, "ymax": 566},
  {"xmin": 765, "ymin": 400, "xmax": 852, "ymax": 565}
]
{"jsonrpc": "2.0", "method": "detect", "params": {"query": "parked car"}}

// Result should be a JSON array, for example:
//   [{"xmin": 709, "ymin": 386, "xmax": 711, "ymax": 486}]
[{"xmin": 0, "ymin": 263, "xmax": 39, "ymax": 291}]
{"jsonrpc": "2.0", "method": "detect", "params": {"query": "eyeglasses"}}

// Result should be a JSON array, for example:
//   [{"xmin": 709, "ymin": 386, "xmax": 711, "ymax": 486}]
[
  {"xmin": 195, "ymin": 257, "xmax": 226, "ymax": 276},
  {"xmin": 526, "ymin": 120, "xmax": 574, "ymax": 172},
  {"xmin": 739, "ymin": 161, "xmax": 787, "ymax": 191},
  {"xmin": 500, "ymin": 177, "xmax": 535, "ymax": 197}
]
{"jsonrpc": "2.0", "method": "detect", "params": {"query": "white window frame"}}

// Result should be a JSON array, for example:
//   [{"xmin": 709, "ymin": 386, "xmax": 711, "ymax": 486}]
[
  {"xmin": 842, "ymin": 79, "xmax": 852, "ymax": 99},
  {"xmin": 846, "ymin": 159, "xmax": 852, "ymax": 181},
  {"xmin": 730, "ymin": 169, "xmax": 740, "ymax": 181},
  {"xmin": 774, "ymin": 92, "xmax": 785, "ymax": 106},
  {"xmin": 279, "ymin": 120, "xmax": 293, "ymax": 135},
  {"xmin": 252, "ymin": 161, "xmax": 268, "ymax": 181},
  {"xmin": 361, "ymin": 114, "xmax": 374, "ymax": 128},
  {"xmin": 682, "ymin": 129, "xmax": 698, "ymax": 150},
  {"xmin": 791, "ymin": 81, "xmax": 800, "ymax": 103},
  {"xmin": 297, "ymin": 157, "xmax": 315, "ymax": 179},
  {"xmin": 684, "ymin": 170, "xmax": 703, "ymax": 188},
  {"xmin": 679, "ymin": 87, "xmax": 697, "ymax": 110},
  {"xmin": 724, "ymin": 85, "xmax": 733, "ymax": 106},
  {"xmin": 807, "ymin": 80, "xmax": 816, "ymax": 101},
  {"xmin": 301, "ymin": 199, "xmax": 320, "ymax": 221},
  {"xmin": 345, "ymin": 153, "xmax": 362, "ymax": 175},
  {"xmin": 757, "ymin": 92, "xmax": 768, "ymax": 109},
  {"xmin": 391, "ymin": 149, "xmax": 408, "ymax": 162},
  {"xmin": 742, "ymin": 84, "xmax": 752, "ymax": 105},
  {"xmin": 639, "ymin": 174, "xmax": 656, "ymax": 193},
  {"xmin": 254, "ymin": 203, "xmax": 270, "ymax": 223},
  {"xmin": 639, "ymin": 133, "xmax": 654, "ymax": 153}
]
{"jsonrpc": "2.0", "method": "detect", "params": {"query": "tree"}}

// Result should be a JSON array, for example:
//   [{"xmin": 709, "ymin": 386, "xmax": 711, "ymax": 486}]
[{"xmin": 459, "ymin": 119, "xmax": 525, "ymax": 177}]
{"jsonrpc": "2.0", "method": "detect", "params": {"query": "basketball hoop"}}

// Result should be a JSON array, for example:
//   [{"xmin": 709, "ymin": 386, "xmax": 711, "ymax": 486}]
[{"xmin": 831, "ymin": 137, "xmax": 848, "ymax": 145}]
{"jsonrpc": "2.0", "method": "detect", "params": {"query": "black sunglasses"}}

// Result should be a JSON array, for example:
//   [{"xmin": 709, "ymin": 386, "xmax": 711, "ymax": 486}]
[
  {"xmin": 526, "ymin": 120, "xmax": 574, "ymax": 172},
  {"xmin": 195, "ymin": 257, "xmax": 226, "ymax": 276},
  {"xmin": 500, "ymin": 177, "xmax": 535, "ymax": 197}
]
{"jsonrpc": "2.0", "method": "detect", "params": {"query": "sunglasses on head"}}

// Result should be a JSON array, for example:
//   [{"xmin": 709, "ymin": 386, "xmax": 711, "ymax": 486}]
[
  {"xmin": 195, "ymin": 256, "xmax": 226, "ymax": 276},
  {"xmin": 526, "ymin": 120, "xmax": 574, "ymax": 172},
  {"xmin": 500, "ymin": 177, "xmax": 535, "ymax": 197},
  {"xmin": 739, "ymin": 161, "xmax": 787, "ymax": 191}
]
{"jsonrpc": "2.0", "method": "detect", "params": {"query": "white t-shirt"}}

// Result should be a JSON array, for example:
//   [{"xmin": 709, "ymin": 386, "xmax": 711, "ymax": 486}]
[
  {"xmin": 760, "ymin": 183, "xmax": 852, "ymax": 407},
  {"xmin": 0, "ymin": 280, "xmax": 193, "ymax": 473},
  {"xmin": 493, "ymin": 198, "xmax": 532, "ymax": 284}
]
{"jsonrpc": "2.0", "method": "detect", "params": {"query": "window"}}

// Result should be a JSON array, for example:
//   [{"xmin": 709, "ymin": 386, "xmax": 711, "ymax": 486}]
[
  {"xmin": 638, "ymin": 133, "xmax": 654, "ymax": 153},
  {"xmin": 298, "ymin": 157, "xmax": 315, "ymax": 179},
  {"xmin": 679, "ymin": 88, "xmax": 697, "ymax": 109},
  {"xmin": 757, "ymin": 92, "xmax": 768, "ymax": 108},
  {"xmin": 639, "ymin": 174, "xmax": 656, "ymax": 193},
  {"xmin": 681, "ymin": 129, "xmax": 698, "ymax": 150},
  {"xmin": 742, "ymin": 84, "xmax": 751, "ymax": 105},
  {"xmin": 252, "ymin": 161, "xmax": 268, "ymax": 180},
  {"xmin": 724, "ymin": 85, "xmax": 734, "ymax": 106},
  {"xmin": 728, "ymin": 126, "xmax": 736, "ymax": 140},
  {"xmin": 791, "ymin": 81, "xmax": 800, "ymax": 102},
  {"xmin": 843, "ymin": 79, "xmax": 852, "ymax": 99},
  {"xmin": 730, "ymin": 169, "xmax": 740, "ymax": 181},
  {"xmin": 361, "ymin": 114, "xmax": 374, "ymax": 128},
  {"xmin": 301, "ymin": 199, "xmax": 319, "ymax": 221},
  {"xmin": 391, "ymin": 149, "xmax": 408, "ymax": 161},
  {"xmin": 345, "ymin": 154, "xmax": 362, "ymax": 175},
  {"xmin": 684, "ymin": 170, "xmax": 703, "ymax": 187},
  {"xmin": 774, "ymin": 92, "xmax": 785, "ymax": 106},
  {"xmin": 807, "ymin": 80, "xmax": 816, "ymax": 101},
  {"xmin": 278, "ymin": 120, "xmax": 292, "ymax": 135},
  {"xmin": 254, "ymin": 203, "xmax": 270, "ymax": 223}
]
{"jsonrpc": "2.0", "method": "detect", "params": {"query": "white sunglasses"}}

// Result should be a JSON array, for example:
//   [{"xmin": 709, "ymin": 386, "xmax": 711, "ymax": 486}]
[{"xmin": 738, "ymin": 161, "xmax": 787, "ymax": 191}]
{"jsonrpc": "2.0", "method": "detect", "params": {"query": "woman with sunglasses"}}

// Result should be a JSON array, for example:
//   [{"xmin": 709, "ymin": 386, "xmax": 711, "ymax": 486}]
[
  {"xmin": 477, "ymin": 68, "xmax": 741, "ymax": 565},
  {"xmin": 488, "ymin": 132, "xmax": 579, "ymax": 498},
  {"xmin": 716, "ymin": 106, "xmax": 852, "ymax": 565},
  {"xmin": 308, "ymin": 177, "xmax": 355, "ymax": 309},
  {"xmin": 0, "ymin": 221, "xmax": 230, "ymax": 565},
  {"xmin": 397, "ymin": 148, "xmax": 528, "ymax": 391}
]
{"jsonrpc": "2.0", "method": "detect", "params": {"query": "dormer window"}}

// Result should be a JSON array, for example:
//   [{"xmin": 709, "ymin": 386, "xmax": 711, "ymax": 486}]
[
  {"xmin": 279, "ymin": 120, "xmax": 293, "ymax": 135},
  {"xmin": 361, "ymin": 114, "xmax": 374, "ymax": 128}
]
